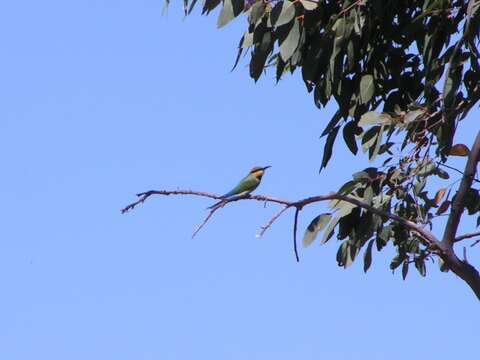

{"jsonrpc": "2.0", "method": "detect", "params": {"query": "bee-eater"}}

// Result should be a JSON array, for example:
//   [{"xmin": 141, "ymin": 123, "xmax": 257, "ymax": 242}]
[{"xmin": 209, "ymin": 166, "xmax": 271, "ymax": 208}]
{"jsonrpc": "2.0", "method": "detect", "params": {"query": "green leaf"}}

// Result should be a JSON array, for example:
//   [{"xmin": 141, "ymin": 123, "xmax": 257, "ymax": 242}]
[
  {"xmin": 403, "ymin": 109, "xmax": 424, "ymax": 124},
  {"xmin": 390, "ymin": 253, "xmax": 405, "ymax": 270},
  {"xmin": 363, "ymin": 239, "xmax": 374, "ymax": 273},
  {"xmin": 438, "ymin": 257, "xmax": 449, "ymax": 272},
  {"xmin": 369, "ymin": 125, "xmax": 384, "ymax": 162},
  {"xmin": 320, "ymin": 216, "xmax": 338, "ymax": 245},
  {"xmin": 358, "ymin": 112, "xmax": 380, "ymax": 127},
  {"xmin": 361, "ymin": 126, "xmax": 379, "ymax": 153},
  {"xmin": 352, "ymin": 167, "xmax": 378, "ymax": 181},
  {"xmin": 414, "ymin": 257, "xmax": 426, "ymax": 277},
  {"xmin": 444, "ymin": 67, "xmax": 462, "ymax": 108},
  {"xmin": 343, "ymin": 121, "xmax": 358, "ymax": 155},
  {"xmin": 249, "ymin": 32, "xmax": 273, "ymax": 81},
  {"xmin": 280, "ymin": 19, "xmax": 301, "ymax": 61},
  {"xmin": 363, "ymin": 186, "xmax": 374, "ymax": 205},
  {"xmin": 248, "ymin": 0, "xmax": 265, "ymax": 25},
  {"xmin": 302, "ymin": 213, "xmax": 332, "ymax": 247},
  {"xmin": 337, "ymin": 241, "xmax": 358, "ymax": 268},
  {"xmin": 359, "ymin": 74, "xmax": 375, "ymax": 104},
  {"xmin": 320, "ymin": 125, "xmax": 340, "ymax": 170},
  {"xmin": 217, "ymin": 0, "xmax": 235, "ymax": 28},
  {"xmin": 202, "ymin": 0, "xmax": 222, "ymax": 14},
  {"xmin": 358, "ymin": 112, "xmax": 392, "ymax": 128},
  {"xmin": 467, "ymin": 0, "xmax": 480, "ymax": 16},
  {"xmin": 270, "ymin": 1, "xmax": 295, "ymax": 27},
  {"xmin": 414, "ymin": 177, "xmax": 427, "ymax": 196},
  {"xmin": 401, "ymin": 260, "xmax": 409, "ymax": 280},
  {"xmin": 300, "ymin": 0, "xmax": 318, "ymax": 11},
  {"xmin": 320, "ymin": 110, "xmax": 342, "ymax": 137}
]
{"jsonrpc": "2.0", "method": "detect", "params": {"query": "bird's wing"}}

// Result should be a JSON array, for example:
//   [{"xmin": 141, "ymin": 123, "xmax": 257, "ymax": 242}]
[{"xmin": 223, "ymin": 175, "xmax": 259, "ymax": 197}]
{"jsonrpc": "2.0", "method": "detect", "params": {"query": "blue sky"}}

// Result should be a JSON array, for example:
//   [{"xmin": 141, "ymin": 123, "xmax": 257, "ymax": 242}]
[{"xmin": 1, "ymin": 1, "xmax": 479, "ymax": 359}]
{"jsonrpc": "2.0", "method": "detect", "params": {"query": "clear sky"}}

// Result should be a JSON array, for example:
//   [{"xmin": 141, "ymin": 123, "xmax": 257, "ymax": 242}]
[{"xmin": 1, "ymin": 1, "xmax": 479, "ymax": 359}]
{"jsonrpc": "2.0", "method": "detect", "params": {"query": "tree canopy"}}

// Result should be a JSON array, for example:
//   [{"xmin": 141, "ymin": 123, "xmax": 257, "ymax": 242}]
[{"xmin": 127, "ymin": 0, "xmax": 480, "ymax": 299}]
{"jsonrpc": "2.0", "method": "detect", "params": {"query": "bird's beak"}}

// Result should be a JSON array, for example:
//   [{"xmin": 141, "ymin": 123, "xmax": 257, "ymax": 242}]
[{"xmin": 263, "ymin": 166, "xmax": 272, "ymax": 171}]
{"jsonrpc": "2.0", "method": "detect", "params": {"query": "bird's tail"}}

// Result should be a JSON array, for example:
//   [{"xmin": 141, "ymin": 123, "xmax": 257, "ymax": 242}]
[{"xmin": 208, "ymin": 198, "xmax": 226, "ymax": 209}]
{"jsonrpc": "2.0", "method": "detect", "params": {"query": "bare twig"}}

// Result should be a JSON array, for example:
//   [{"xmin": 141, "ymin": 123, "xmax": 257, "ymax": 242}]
[
  {"xmin": 293, "ymin": 208, "xmax": 300, "ymax": 262},
  {"xmin": 455, "ymin": 231, "xmax": 480, "ymax": 242},
  {"xmin": 437, "ymin": 162, "xmax": 480, "ymax": 183},
  {"xmin": 121, "ymin": 190, "xmax": 224, "ymax": 214},
  {"xmin": 257, "ymin": 206, "xmax": 290, "ymax": 238},
  {"xmin": 471, "ymin": 239, "xmax": 480, "ymax": 248},
  {"xmin": 191, "ymin": 204, "xmax": 223, "ymax": 239}
]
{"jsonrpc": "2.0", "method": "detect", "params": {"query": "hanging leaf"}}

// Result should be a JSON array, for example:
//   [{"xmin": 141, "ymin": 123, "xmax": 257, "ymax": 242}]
[
  {"xmin": 438, "ymin": 257, "xmax": 449, "ymax": 272},
  {"xmin": 203, "ymin": 0, "xmax": 222, "ymax": 14},
  {"xmin": 217, "ymin": 0, "xmax": 235, "ymax": 28},
  {"xmin": 270, "ymin": 1, "xmax": 295, "ymax": 27},
  {"xmin": 361, "ymin": 126, "xmax": 379, "ymax": 153},
  {"xmin": 320, "ymin": 110, "xmax": 342, "ymax": 137},
  {"xmin": 369, "ymin": 125, "xmax": 384, "ymax": 162},
  {"xmin": 390, "ymin": 253, "xmax": 405, "ymax": 270},
  {"xmin": 280, "ymin": 19, "xmax": 301, "ymax": 61},
  {"xmin": 363, "ymin": 239, "xmax": 374, "ymax": 273},
  {"xmin": 414, "ymin": 257, "xmax": 427, "ymax": 277},
  {"xmin": 436, "ymin": 200, "xmax": 451, "ymax": 215},
  {"xmin": 403, "ymin": 109, "xmax": 424, "ymax": 124},
  {"xmin": 401, "ymin": 260, "xmax": 409, "ymax": 280},
  {"xmin": 250, "ymin": 32, "xmax": 273, "ymax": 81},
  {"xmin": 434, "ymin": 188, "xmax": 447, "ymax": 205},
  {"xmin": 449, "ymin": 144, "xmax": 470, "ymax": 156},
  {"xmin": 320, "ymin": 125, "xmax": 340, "ymax": 170},
  {"xmin": 248, "ymin": 0, "xmax": 266, "ymax": 25},
  {"xmin": 359, "ymin": 74, "xmax": 375, "ymax": 104},
  {"xmin": 300, "ymin": 0, "xmax": 318, "ymax": 11},
  {"xmin": 343, "ymin": 121, "xmax": 358, "ymax": 155},
  {"xmin": 302, "ymin": 213, "xmax": 332, "ymax": 247}
]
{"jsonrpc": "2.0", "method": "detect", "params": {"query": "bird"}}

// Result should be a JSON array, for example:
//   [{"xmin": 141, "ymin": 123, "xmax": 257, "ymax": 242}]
[{"xmin": 209, "ymin": 166, "xmax": 271, "ymax": 209}]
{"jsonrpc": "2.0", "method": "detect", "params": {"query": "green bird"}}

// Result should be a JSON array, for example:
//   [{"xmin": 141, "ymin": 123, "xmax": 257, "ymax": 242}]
[{"xmin": 209, "ymin": 166, "xmax": 271, "ymax": 208}]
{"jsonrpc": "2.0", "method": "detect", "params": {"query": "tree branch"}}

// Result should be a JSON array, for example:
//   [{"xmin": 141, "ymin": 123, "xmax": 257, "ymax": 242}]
[
  {"xmin": 257, "ymin": 206, "xmax": 290, "ymax": 238},
  {"xmin": 122, "ymin": 185, "xmax": 480, "ymax": 300},
  {"xmin": 455, "ymin": 231, "xmax": 480, "ymax": 242},
  {"xmin": 293, "ymin": 208, "xmax": 300, "ymax": 262},
  {"xmin": 442, "ymin": 131, "xmax": 480, "ymax": 247}
]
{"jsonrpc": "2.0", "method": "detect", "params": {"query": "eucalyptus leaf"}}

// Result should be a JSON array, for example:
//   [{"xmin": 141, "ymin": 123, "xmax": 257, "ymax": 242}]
[
  {"xmin": 280, "ymin": 19, "xmax": 301, "ymax": 61},
  {"xmin": 359, "ymin": 74, "xmax": 375, "ymax": 104},
  {"xmin": 217, "ymin": 0, "xmax": 235, "ymax": 28},
  {"xmin": 363, "ymin": 239, "xmax": 374, "ymax": 272},
  {"xmin": 271, "ymin": 1, "xmax": 295, "ymax": 27},
  {"xmin": 303, "ymin": 213, "xmax": 332, "ymax": 247}
]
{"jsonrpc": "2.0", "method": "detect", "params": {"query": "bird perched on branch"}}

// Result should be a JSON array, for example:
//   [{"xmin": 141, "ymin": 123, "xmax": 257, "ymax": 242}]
[{"xmin": 209, "ymin": 166, "xmax": 271, "ymax": 209}]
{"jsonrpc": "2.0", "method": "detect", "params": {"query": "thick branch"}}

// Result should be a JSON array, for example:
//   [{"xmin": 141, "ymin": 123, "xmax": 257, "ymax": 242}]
[{"xmin": 442, "ymin": 131, "xmax": 480, "ymax": 247}]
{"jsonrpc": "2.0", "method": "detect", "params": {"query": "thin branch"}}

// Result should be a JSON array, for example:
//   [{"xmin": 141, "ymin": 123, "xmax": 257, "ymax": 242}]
[
  {"xmin": 442, "ymin": 131, "xmax": 480, "ymax": 248},
  {"xmin": 191, "ymin": 204, "xmax": 223, "ymax": 239},
  {"xmin": 257, "ymin": 206, "xmax": 290, "ymax": 238},
  {"xmin": 293, "ymin": 208, "xmax": 300, "ymax": 262},
  {"xmin": 455, "ymin": 231, "xmax": 480, "ymax": 242},
  {"xmin": 471, "ymin": 239, "xmax": 480, "ymax": 248},
  {"xmin": 437, "ymin": 162, "xmax": 480, "ymax": 183},
  {"xmin": 121, "ymin": 190, "xmax": 224, "ymax": 214}
]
